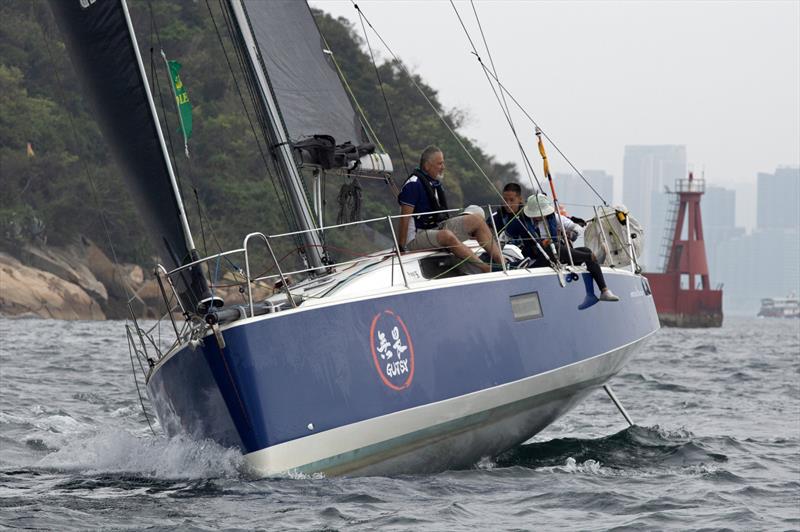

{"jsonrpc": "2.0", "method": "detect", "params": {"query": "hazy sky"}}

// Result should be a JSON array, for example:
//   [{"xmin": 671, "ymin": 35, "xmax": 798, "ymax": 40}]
[{"xmin": 310, "ymin": 0, "xmax": 800, "ymax": 229}]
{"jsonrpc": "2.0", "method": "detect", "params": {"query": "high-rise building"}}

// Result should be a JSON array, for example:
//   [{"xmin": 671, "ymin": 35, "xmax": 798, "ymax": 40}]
[
  {"xmin": 757, "ymin": 166, "xmax": 800, "ymax": 230},
  {"xmin": 622, "ymin": 145, "xmax": 687, "ymax": 269},
  {"xmin": 715, "ymin": 227, "xmax": 799, "ymax": 313},
  {"xmin": 704, "ymin": 185, "xmax": 736, "ymax": 229},
  {"xmin": 714, "ymin": 167, "xmax": 800, "ymax": 314},
  {"xmin": 552, "ymin": 170, "xmax": 613, "ymax": 220},
  {"xmin": 703, "ymin": 185, "xmax": 744, "ymax": 288},
  {"xmin": 582, "ymin": 169, "xmax": 614, "ymax": 207}
]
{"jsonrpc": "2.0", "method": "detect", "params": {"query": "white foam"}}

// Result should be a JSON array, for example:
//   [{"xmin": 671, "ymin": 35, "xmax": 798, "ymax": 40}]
[
  {"xmin": 281, "ymin": 469, "xmax": 326, "ymax": 480},
  {"xmin": 37, "ymin": 426, "xmax": 245, "ymax": 479},
  {"xmin": 560, "ymin": 456, "xmax": 606, "ymax": 475},
  {"xmin": 474, "ymin": 455, "xmax": 497, "ymax": 471}
]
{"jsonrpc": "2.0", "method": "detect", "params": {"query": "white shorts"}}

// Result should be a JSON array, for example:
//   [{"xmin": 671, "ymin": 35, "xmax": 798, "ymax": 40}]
[{"xmin": 406, "ymin": 215, "xmax": 471, "ymax": 251}]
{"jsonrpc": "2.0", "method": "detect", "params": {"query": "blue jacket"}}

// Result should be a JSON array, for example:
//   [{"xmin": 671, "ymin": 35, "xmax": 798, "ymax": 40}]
[
  {"xmin": 398, "ymin": 169, "xmax": 449, "ymax": 230},
  {"xmin": 490, "ymin": 209, "xmax": 560, "ymax": 258}
]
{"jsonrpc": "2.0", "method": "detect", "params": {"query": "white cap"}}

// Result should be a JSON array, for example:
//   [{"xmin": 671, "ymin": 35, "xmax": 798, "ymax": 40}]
[
  {"xmin": 523, "ymin": 193, "xmax": 555, "ymax": 218},
  {"xmin": 463, "ymin": 204, "xmax": 486, "ymax": 219}
]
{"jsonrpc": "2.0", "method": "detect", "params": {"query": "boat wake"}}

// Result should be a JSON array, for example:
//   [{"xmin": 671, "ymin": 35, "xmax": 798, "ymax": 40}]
[
  {"xmin": 493, "ymin": 425, "xmax": 728, "ymax": 472},
  {"xmin": 32, "ymin": 427, "xmax": 245, "ymax": 480}
]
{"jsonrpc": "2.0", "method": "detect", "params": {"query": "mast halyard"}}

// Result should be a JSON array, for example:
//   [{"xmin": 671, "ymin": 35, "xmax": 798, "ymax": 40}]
[{"xmin": 228, "ymin": 0, "xmax": 327, "ymax": 271}]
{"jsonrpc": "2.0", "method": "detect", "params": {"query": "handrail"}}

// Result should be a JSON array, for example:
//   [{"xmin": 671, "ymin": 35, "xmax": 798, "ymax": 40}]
[
  {"xmin": 387, "ymin": 215, "xmax": 409, "ymax": 287},
  {"xmin": 163, "ymin": 208, "xmax": 463, "ymax": 286},
  {"xmin": 154, "ymin": 202, "xmax": 634, "ymax": 326},
  {"xmin": 134, "ymin": 201, "xmax": 648, "ymax": 366},
  {"xmin": 243, "ymin": 232, "xmax": 296, "ymax": 314},
  {"xmin": 165, "ymin": 247, "xmax": 245, "ymax": 277},
  {"xmin": 268, "ymin": 208, "xmax": 462, "ymax": 239},
  {"xmin": 155, "ymin": 204, "xmax": 528, "ymax": 316},
  {"xmin": 249, "ymin": 253, "xmax": 387, "ymax": 284},
  {"xmin": 155, "ymin": 264, "xmax": 180, "ymax": 338},
  {"xmin": 487, "ymin": 203, "xmax": 507, "ymax": 274}
]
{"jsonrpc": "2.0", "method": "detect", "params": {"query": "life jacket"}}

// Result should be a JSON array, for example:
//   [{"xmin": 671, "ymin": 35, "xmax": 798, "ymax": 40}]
[
  {"xmin": 533, "ymin": 213, "xmax": 561, "ymax": 247},
  {"xmin": 409, "ymin": 168, "xmax": 449, "ymax": 230},
  {"xmin": 496, "ymin": 209, "xmax": 550, "ymax": 242},
  {"xmin": 495, "ymin": 209, "xmax": 526, "ymax": 242}
]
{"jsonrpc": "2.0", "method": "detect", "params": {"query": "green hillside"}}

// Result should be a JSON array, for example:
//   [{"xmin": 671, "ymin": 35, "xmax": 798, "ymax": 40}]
[{"xmin": 0, "ymin": 1, "xmax": 518, "ymax": 267}]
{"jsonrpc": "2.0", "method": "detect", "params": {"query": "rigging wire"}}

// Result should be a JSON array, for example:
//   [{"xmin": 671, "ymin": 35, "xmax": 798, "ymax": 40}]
[
  {"xmin": 448, "ymin": 0, "xmax": 555, "ymax": 246},
  {"xmin": 353, "ymin": 4, "xmax": 410, "ymax": 178},
  {"xmin": 39, "ymin": 15, "xmax": 159, "ymax": 432},
  {"xmin": 206, "ymin": 0, "xmax": 305, "ymax": 259},
  {"xmin": 316, "ymin": 33, "xmax": 401, "ymax": 198},
  {"xmin": 449, "ymin": 0, "xmax": 608, "ymax": 206},
  {"xmin": 211, "ymin": 0, "xmax": 300, "ymax": 233},
  {"xmin": 220, "ymin": 0, "xmax": 321, "ymax": 247},
  {"xmin": 148, "ymin": 2, "xmax": 251, "ymax": 292},
  {"xmin": 146, "ymin": 4, "xmax": 210, "ymax": 258},
  {"xmin": 469, "ymin": 1, "xmax": 512, "ymax": 130},
  {"xmin": 464, "ymin": 0, "xmax": 539, "ymax": 192},
  {"xmin": 476, "ymin": 63, "xmax": 610, "ymax": 205},
  {"xmin": 318, "ymin": 33, "xmax": 385, "ymax": 153},
  {"xmin": 145, "ymin": 3, "xmax": 197, "ymax": 255},
  {"xmin": 350, "ymin": 1, "xmax": 508, "ymax": 205},
  {"xmin": 126, "ymin": 327, "xmax": 158, "ymax": 436}
]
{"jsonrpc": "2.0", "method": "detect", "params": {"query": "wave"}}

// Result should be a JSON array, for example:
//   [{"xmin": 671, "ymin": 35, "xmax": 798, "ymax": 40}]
[
  {"xmin": 693, "ymin": 343, "xmax": 718, "ymax": 353},
  {"xmin": 494, "ymin": 425, "xmax": 728, "ymax": 471}
]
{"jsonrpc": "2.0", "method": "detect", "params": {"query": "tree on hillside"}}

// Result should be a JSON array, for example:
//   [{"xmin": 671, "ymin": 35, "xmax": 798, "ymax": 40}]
[{"xmin": 1, "ymin": 1, "xmax": 518, "ymax": 269}]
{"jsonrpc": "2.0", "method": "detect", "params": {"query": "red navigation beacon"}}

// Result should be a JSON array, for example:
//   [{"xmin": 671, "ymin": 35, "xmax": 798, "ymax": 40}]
[{"xmin": 645, "ymin": 172, "xmax": 724, "ymax": 327}]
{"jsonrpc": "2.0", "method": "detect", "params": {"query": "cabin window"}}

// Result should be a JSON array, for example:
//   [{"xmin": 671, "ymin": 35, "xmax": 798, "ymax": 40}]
[{"xmin": 510, "ymin": 292, "xmax": 543, "ymax": 321}]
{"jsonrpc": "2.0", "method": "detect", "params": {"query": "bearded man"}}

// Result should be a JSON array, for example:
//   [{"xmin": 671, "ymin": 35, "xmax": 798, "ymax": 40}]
[{"xmin": 396, "ymin": 145, "xmax": 503, "ymax": 273}]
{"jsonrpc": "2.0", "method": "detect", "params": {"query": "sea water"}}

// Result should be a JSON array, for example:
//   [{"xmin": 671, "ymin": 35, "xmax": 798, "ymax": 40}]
[{"xmin": 0, "ymin": 317, "xmax": 797, "ymax": 530}]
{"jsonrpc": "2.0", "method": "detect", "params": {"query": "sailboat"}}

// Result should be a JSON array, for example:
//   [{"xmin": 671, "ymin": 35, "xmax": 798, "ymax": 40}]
[{"xmin": 51, "ymin": 0, "xmax": 659, "ymax": 476}]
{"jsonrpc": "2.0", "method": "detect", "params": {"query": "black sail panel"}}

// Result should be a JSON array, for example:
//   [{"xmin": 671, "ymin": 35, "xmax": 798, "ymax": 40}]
[
  {"xmin": 242, "ymin": 0, "xmax": 364, "ymax": 147},
  {"xmin": 50, "ymin": 0, "xmax": 206, "ymax": 311}
]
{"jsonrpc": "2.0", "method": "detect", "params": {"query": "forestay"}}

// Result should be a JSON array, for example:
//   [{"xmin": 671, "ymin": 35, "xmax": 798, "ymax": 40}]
[{"xmin": 50, "ymin": 0, "xmax": 210, "ymax": 312}]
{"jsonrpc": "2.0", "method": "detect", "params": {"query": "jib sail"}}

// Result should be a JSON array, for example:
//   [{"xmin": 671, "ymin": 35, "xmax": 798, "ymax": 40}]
[{"xmin": 50, "ymin": 0, "xmax": 214, "ymax": 313}]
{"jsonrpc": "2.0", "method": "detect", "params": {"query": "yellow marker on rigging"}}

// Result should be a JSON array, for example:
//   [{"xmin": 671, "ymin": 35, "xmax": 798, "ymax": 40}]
[{"xmin": 535, "ymin": 126, "xmax": 574, "ymax": 267}]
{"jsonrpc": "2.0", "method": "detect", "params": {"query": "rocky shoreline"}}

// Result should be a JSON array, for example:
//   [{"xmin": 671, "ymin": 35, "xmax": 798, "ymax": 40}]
[{"xmin": 0, "ymin": 237, "xmax": 165, "ymax": 320}]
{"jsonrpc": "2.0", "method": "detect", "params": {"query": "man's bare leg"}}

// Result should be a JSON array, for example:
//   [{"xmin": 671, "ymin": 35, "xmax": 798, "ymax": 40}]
[
  {"xmin": 436, "ymin": 230, "xmax": 491, "ymax": 273},
  {"xmin": 462, "ymin": 214, "xmax": 505, "ymax": 266}
]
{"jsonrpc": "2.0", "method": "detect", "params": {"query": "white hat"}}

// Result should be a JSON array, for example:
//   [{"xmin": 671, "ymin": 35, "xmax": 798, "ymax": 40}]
[
  {"xmin": 523, "ymin": 193, "xmax": 555, "ymax": 218},
  {"xmin": 462, "ymin": 204, "xmax": 486, "ymax": 219}
]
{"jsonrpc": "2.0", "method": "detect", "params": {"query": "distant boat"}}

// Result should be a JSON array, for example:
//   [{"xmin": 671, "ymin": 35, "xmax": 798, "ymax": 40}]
[
  {"xmin": 758, "ymin": 294, "xmax": 799, "ymax": 319},
  {"xmin": 51, "ymin": 0, "xmax": 659, "ymax": 476}
]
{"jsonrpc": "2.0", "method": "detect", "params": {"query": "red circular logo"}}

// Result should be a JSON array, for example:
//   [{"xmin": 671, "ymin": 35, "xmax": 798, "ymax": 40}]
[{"xmin": 369, "ymin": 310, "xmax": 415, "ymax": 390}]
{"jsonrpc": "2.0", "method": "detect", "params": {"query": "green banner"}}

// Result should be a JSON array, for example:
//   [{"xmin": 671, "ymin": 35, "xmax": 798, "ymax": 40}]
[{"xmin": 167, "ymin": 60, "xmax": 192, "ymax": 143}]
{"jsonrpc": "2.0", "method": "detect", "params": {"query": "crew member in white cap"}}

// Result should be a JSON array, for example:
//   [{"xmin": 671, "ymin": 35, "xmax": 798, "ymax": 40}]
[{"xmin": 522, "ymin": 193, "xmax": 619, "ymax": 302}]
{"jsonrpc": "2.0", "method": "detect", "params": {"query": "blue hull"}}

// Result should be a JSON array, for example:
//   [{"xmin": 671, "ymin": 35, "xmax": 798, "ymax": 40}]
[{"xmin": 146, "ymin": 269, "xmax": 658, "ymax": 475}]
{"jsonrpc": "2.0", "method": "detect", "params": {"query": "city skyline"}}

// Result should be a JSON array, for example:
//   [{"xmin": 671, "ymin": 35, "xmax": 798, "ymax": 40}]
[{"xmin": 311, "ymin": 1, "xmax": 799, "ymax": 231}]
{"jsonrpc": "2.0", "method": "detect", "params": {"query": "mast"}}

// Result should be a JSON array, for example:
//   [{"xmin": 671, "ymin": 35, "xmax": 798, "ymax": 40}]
[
  {"xmin": 120, "ymin": 1, "xmax": 196, "ymax": 253},
  {"xmin": 50, "ymin": 0, "xmax": 218, "ymax": 313},
  {"xmin": 228, "ymin": 0, "xmax": 326, "ymax": 270}
]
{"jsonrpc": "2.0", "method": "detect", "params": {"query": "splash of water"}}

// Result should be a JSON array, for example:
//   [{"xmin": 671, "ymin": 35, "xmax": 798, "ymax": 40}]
[{"xmin": 37, "ymin": 427, "xmax": 245, "ymax": 479}]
